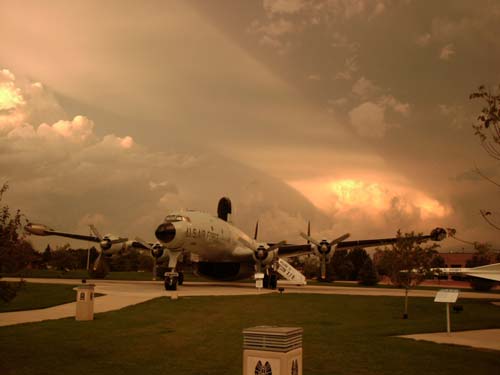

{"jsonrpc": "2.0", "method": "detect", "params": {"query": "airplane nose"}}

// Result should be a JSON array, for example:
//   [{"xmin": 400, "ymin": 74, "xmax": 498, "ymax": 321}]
[{"xmin": 155, "ymin": 222, "xmax": 176, "ymax": 243}]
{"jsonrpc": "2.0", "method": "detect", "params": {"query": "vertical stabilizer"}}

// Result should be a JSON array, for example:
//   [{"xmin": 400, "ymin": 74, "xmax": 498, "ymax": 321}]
[{"xmin": 217, "ymin": 197, "xmax": 232, "ymax": 222}]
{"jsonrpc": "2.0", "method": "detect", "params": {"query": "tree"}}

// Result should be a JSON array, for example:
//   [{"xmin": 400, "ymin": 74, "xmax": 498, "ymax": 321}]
[
  {"xmin": 470, "ymin": 85, "xmax": 500, "ymax": 159},
  {"xmin": 379, "ymin": 231, "xmax": 440, "ymax": 318},
  {"xmin": 0, "ymin": 182, "xmax": 37, "ymax": 273},
  {"xmin": 0, "ymin": 182, "xmax": 35, "ymax": 302},
  {"xmin": 358, "ymin": 257, "xmax": 379, "ymax": 286},
  {"xmin": 346, "ymin": 247, "xmax": 370, "ymax": 280},
  {"xmin": 470, "ymin": 86, "xmax": 500, "ymax": 230},
  {"xmin": 329, "ymin": 249, "xmax": 353, "ymax": 280},
  {"xmin": 42, "ymin": 244, "xmax": 52, "ymax": 265}
]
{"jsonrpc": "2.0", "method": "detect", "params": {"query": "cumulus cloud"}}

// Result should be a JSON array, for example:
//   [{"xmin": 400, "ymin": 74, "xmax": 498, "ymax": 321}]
[
  {"xmin": 439, "ymin": 104, "xmax": 472, "ymax": 129},
  {"xmin": 0, "ymin": 69, "xmax": 24, "ymax": 112},
  {"xmin": 250, "ymin": 0, "xmax": 395, "ymax": 55},
  {"xmin": 289, "ymin": 177, "xmax": 452, "ymax": 238},
  {"xmin": 334, "ymin": 55, "xmax": 359, "ymax": 81},
  {"xmin": 439, "ymin": 43, "xmax": 456, "ymax": 60},
  {"xmin": 331, "ymin": 32, "xmax": 359, "ymax": 52},
  {"xmin": 351, "ymin": 77, "xmax": 380, "ymax": 98},
  {"xmin": 415, "ymin": 33, "xmax": 431, "ymax": 47},
  {"xmin": 1, "ymin": 68, "xmax": 330, "ymax": 248},
  {"xmin": 36, "ymin": 116, "xmax": 95, "ymax": 143},
  {"xmin": 347, "ymin": 76, "xmax": 410, "ymax": 138},
  {"xmin": 349, "ymin": 101, "xmax": 388, "ymax": 138},
  {"xmin": 263, "ymin": 0, "xmax": 306, "ymax": 15},
  {"xmin": 379, "ymin": 95, "xmax": 410, "ymax": 116}
]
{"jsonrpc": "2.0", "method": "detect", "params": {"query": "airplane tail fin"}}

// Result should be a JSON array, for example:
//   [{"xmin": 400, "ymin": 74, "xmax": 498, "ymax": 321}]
[{"xmin": 217, "ymin": 197, "xmax": 232, "ymax": 222}]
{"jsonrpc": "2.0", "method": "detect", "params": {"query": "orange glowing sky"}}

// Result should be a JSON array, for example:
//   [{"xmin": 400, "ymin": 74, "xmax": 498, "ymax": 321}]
[{"xmin": 1, "ymin": 0, "xmax": 500, "ymax": 248}]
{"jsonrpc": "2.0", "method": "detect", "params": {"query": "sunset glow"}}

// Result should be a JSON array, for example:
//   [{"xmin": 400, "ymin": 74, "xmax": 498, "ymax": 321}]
[
  {"xmin": 0, "ymin": 86, "xmax": 23, "ymax": 112},
  {"xmin": 290, "ymin": 177, "xmax": 451, "ymax": 221}
]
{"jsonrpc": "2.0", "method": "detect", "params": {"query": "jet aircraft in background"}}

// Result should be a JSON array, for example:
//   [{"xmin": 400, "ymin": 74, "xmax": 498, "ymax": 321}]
[
  {"xmin": 26, "ymin": 197, "xmax": 447, "ymax": 290},
  {"xmin": 434, "ymin": 263, "xmax": 500, "ymax": 282}
]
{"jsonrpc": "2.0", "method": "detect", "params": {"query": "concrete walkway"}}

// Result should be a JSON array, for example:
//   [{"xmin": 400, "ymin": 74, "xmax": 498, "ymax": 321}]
[
  {"xmin": 400, "ymin": 329, "xmax": 500, "ymax": 351},
  {"xmin": 0, "ymin": 278, "xmax": 272, "ymax": 327},
  {"xmin": 0, "ymin": 294, "xmax": 153, "ymax": 327}
]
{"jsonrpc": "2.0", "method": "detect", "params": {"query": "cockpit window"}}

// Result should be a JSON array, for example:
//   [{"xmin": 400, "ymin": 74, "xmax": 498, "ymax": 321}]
[{"xmin": 164, "ymin": 215, "xmax": 190, "ymax": 223}]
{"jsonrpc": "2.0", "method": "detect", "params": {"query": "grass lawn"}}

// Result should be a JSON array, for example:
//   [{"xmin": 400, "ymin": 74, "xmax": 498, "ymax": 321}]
[
  {"xmin": 0, "ymin": 293, "xmax": 499, "ymax": 375},
  {"xmin": 0, "ymin": 283, "xmax": 77, "ymax": 312}
]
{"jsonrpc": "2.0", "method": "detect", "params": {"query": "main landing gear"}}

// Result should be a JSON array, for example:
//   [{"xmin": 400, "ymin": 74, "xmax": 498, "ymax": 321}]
[
  {"xmin": 263, "ymin": 272, "xmax": 278, "ymax": 290},
  {"xmin": 164, "ymin": 271, "xmax": 184, "ymax": 291}
]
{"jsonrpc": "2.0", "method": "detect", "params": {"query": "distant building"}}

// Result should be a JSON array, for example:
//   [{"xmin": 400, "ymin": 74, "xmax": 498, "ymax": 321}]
[
  {"xmin": 440, "ymin": 250, "xmax": 500, "ymax": 268},
  {"xmin": 440, "ymin": 252, "xmax": 476, "ymax": 268}
]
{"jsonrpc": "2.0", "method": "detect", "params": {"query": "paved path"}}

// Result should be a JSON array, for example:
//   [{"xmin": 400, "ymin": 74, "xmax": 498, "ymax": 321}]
[{"xmin": 400, "ymin": 329, "xmax": 500, "ymax": 351}]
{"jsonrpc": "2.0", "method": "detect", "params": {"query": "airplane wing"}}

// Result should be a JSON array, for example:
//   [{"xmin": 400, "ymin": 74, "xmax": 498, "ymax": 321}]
[
  {"xmin": 24, "ymin": 223, "xmax": 128, "ymax": 244},
  {"xmin": 270, "ymin": 228, "xmax": 447, "ymax": 258},
  {"xmin": 274, "ymin": 244, "xmax": 312, "ymax": 258},
  {"xmin": 25, "ymin": 223, "xmax": 100, "ymax": 242},
  {"xmin": 128, "ymin": 240, "xmax": 153, "ymax": 250}
]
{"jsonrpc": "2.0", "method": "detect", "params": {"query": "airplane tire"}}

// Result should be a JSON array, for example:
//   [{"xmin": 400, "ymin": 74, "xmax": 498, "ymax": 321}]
[
  {"xmin": 164, "ymin": 276, "xmax": 178, "ymax": 291},
  {"xmin": 269, "ymin": 274, "xmax": 278, "ymax": 290},
  {"xmin": 178, "ymin": 272, "xmax": 184, "ymax": 286},
  {"xmin": 263, "ymin": 274, "xmax": 270, "ymax": 289}
]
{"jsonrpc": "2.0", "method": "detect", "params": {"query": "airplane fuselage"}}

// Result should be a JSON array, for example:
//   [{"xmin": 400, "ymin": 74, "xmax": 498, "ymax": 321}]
[{"xmin": 154, "ymin": 211, "xmax": 270, "ymax": 281}]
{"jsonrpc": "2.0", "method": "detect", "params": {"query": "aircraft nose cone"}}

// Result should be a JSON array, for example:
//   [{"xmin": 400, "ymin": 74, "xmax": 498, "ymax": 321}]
[{"xmin": 155, "ymin": 222, "xmax": 176, "ymax": 243}]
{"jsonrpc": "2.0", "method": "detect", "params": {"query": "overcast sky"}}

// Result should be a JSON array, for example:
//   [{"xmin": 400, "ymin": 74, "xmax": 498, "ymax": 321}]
[{"xmin": 1, "ymin": 0, "xmax": 500, "ymax": 250}]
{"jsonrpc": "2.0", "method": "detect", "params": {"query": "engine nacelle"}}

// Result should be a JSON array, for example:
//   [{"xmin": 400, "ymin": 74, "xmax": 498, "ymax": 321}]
[
  {"xmin": 430, "ymin": 227, "xmax": 447, "ymax": 241},
  {"xmin": 102, "ymin": 241, "xmax": 127, "ymax": 256},
  {"xmin": 252, "ymin": 246, "xmax": 278, "ymax": 266},
  {"xmin": 24, "ymin": 223, "xmax": 53, "ymax": 236},
  {"xmin": 151, "ymin": 243, "xmax": 164, "ymax": 258}
]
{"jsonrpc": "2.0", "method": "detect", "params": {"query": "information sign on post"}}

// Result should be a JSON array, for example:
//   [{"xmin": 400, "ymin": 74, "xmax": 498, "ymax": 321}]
[{"xmin": 434, "ymin": 289, "xmax": 459, "ymax": 334}]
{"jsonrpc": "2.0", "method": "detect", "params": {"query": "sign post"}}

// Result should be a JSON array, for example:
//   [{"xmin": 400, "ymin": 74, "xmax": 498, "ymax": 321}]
[{"xmin": 434, "ymin": 289, "xmax": 459, "ymax": 335}]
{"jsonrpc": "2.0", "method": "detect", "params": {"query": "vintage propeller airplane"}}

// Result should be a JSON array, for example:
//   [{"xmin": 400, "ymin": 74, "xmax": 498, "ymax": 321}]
[{"xmin": 25, "ymin": 197, "xmax": 447, "ymax": 290}]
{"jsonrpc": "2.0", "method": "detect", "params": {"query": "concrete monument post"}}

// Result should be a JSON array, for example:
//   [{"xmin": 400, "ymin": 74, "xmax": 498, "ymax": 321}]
[
  {"xmin": 74, "ymin": 283, "xmax": 95, "ymax": 321},
  {"xmin": 243, "ymin": 326, "xmax": 303, "ymax": 375}
]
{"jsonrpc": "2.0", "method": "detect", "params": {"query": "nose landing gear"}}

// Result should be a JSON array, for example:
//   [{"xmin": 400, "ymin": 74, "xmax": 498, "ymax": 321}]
[{"xmin": 164, "ymin": 271, "xmax": 184, "ymax": 290}]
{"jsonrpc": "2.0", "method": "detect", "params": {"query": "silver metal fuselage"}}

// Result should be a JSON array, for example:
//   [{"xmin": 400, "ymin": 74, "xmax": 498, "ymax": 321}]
[{"xmin": 159, "ymin": 211, "xmax": 258, "ymax": 263}]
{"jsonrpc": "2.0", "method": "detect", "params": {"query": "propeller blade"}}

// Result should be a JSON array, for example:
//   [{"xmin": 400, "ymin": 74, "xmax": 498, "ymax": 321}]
[
  {"xmin": 254, "ymin": 221, "xmax": 259, "ymax": 240},
  {"xmin": 329, "ymin": 233, "xmax": 350, "ymax": 246},
  {"xmin": 89, "ymin": 224, "xmax": 102, "ymax": 240},
  {"xmin": 320, "ymin": 256, "xmax": 327, "ymax": 280},
  {"xmin": 300, "ymin": 232, "xmax": 321, "ymax": 247},
  {"xmin": 307, "ymin": 221, "xmax": 311, "ymax": 244},
  {"xmin": 267, "ymin": 240, "xmax": 286, "ymax": 252},
  {"xmin": 93, "ymin": 252, "xmax": 104, "ymax": 271}
]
